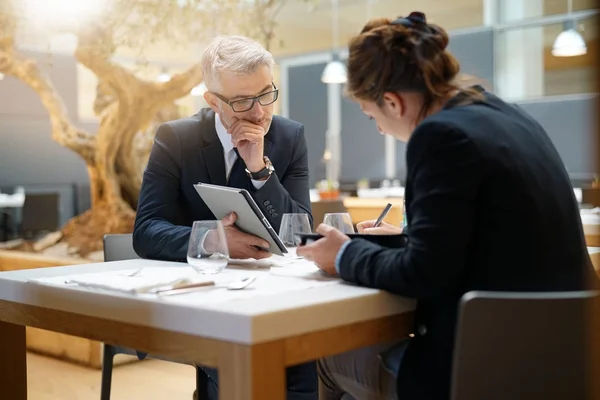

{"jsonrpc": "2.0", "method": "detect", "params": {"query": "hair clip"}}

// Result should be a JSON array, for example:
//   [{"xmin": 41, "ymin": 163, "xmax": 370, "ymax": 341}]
[
  {"xmin": 390, "ymin": 17, "xmax": 412, "ymax": 27},
  {"xmin": 390, "ymin": 12, "xmax": 427, "ymax": 27},
  {"xmin": 407, "ymin": 12, "xmax": 427, "ymax": 24}
]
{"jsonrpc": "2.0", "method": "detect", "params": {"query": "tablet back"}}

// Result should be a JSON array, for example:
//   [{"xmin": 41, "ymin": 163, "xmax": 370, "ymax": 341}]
[{"xmin": 193, "ymin": 183, "xmax": 286, "ymax": 255}]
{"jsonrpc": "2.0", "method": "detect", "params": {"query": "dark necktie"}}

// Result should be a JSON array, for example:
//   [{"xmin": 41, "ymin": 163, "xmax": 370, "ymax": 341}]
[{"xmin": 227, "ymin": 148, "xmax": 249, "ymax": 189}]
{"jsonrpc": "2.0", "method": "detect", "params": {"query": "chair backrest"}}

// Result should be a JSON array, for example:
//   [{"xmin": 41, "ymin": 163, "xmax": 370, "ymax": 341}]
[
  {"xmin": 451, "ymin": 290, "xmax": 598, "ymax": 400},
  {"xmin": 20, "ymin": 193, "xmax": 60, "ymax": 234},
  {"xmin": 103, "ymin": 234, "xmax": 140, "ymax": 262},
  {"xmin": 310, "ymin": 200, "xmax": 348, "ymax": 227}
]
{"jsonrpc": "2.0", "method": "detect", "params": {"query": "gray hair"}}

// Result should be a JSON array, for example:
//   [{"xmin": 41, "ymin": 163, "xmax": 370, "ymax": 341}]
[{"xmin": 201, "ymin": 35, "xmax": 275, "ymax": 92}]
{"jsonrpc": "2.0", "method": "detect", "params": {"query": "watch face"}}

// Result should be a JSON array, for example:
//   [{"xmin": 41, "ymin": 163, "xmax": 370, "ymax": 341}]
[{"xmin": 264, "ymin": 157, "xmax": 274, "ymax": 172}]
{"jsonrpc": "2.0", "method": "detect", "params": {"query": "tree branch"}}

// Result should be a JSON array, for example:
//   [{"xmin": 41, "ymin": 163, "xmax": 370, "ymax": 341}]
[
  {"xmin": 0, "ymin": 0, "xmax": 17, "ymax": 53},
  {"xmin": 0, "ymin": 43, "xmax": 96, "ymax": 165},
  {"xmin": 0, "ymin": 53, "xmax": 96, "ymax": 164},
  {"xmin": 74, "ymin": 24, "xmax": 138, "ymax": 101},
  {"xmin": 155, "ymin": 62, "xmax": 203, "ymax": 103}
]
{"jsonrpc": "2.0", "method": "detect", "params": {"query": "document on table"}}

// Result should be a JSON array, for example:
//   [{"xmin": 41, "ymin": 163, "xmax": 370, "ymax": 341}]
[{"xmin": 29, "ymin": 266, "xmax": 210, "ymax": 294}]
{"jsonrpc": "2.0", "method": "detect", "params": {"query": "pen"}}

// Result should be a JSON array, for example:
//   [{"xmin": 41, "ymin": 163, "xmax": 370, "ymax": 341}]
[
  {"xmin": 373, "ymin": 203, "xmax": 393, "ymax": 227},
  {"xmin": 154, "ymin": 280, "xmax": 215, "ymax": 294}
]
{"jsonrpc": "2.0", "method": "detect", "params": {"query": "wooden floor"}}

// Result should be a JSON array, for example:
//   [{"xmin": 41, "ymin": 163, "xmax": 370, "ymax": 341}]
[{"xmin": 27, "ymin": 352, "xmax": 196, "ymax": 400}]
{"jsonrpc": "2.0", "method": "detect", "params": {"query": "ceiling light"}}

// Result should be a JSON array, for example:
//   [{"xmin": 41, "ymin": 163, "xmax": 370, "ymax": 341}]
[
  {"xmin": 552, "ymin": 1, "xmax": 587, "ymax": 58},
  {"xmin": 552, "ymin": 28, "xmax": 587, "ymax": 57},
  {"xmin": 321, "ymin": 60, "xmax": 347, "ymax": 84},
  {"xmin": 321, "ymin": 0, "xmax": 347, "ymax": 84}
]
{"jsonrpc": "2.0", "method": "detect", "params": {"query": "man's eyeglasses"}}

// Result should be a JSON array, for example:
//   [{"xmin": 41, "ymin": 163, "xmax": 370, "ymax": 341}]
[{"xmin": 212, "ymin": 83, "xmax": 279, "ymax": 113}]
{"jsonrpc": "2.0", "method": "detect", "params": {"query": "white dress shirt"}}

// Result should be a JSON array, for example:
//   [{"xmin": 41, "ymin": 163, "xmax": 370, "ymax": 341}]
[
  {"xmin": 198, "ymin": 115, "xmax": 268, "ymax": 254},
  {"xmin": 215, "ymin": 114, "xmax": 267, "ymax": 190}
]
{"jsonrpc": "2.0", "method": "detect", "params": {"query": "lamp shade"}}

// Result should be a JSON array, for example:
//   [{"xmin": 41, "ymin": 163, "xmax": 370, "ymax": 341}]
[
  {"xmin": 0, "ymin": 73, "xmax": 4, "ymax": 81},
  {"xmin": 321, "ymin": 60, "xmax": 347, "ymax": 84},
  {"xmin": 552, "ymin": 28, "xmax": 587, "ymax": 57}
]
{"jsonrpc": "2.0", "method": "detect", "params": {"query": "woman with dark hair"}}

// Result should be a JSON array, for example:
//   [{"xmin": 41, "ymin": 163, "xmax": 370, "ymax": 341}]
[{"xmin": 297, "ymin": 11, "xmax": 597, "ymax": 400}]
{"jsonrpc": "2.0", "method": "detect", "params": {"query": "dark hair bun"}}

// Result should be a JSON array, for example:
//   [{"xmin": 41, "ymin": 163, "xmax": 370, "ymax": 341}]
[
  {"xmin": 428, "ymin": 24, "xmax": 449, "ymax": 51},
  {"xmin": 407, "ymin": 12, "xmax": 426, "ymax": 24},
  {"xmin": 387, "ymin": 11, "xmax": 449, "ymax": 53},
  {"xmin": 346, "ymin": 11, "xmax": 463, "ymax": 115}
]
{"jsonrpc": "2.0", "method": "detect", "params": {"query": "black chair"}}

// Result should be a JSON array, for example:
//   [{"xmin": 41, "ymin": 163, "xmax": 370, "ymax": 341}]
[
  {"xmin": 0, "ymin": 210, "xmax": 11, "ymax": 242},
  {"xmin": 451, "ymin": 290, "xmax": 599, "ymax": 400},
  {"xmin": 310, "ymin": 199, "xmax": 348, "ymax": 228},
  {"xmin": 101, "ymin": 234, "xmax": 209, "ymax": 400},
  {"xmin": 20, "ymin": 193, "xmax": 60, "ymax": 239}
]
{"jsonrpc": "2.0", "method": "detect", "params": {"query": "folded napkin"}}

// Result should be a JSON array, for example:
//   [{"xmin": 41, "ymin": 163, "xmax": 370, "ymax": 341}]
[{"xmin": 60, "ymin": 267, "xmax": 210, "ymax": 294}]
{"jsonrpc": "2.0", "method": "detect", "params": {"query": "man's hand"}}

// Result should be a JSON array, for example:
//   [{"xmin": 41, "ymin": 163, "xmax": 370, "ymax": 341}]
[
  {"xmin": 229, "ymin": 120, "xmax": 266, "ymax": 173},
  {"xmin": 356, "ymin": 219, "xmax": 403, "ymax": 235},
  {"xmin": 296, "ymin": 224, "xmax": 350, "ymax": 276},
  {"xmin": 221, "ymin": 213, "xmax": 271, "ymax": 259}
]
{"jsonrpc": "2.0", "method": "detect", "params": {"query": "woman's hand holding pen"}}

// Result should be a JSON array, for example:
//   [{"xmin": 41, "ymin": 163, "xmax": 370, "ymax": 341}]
[{"xmin": 356, "ymin": 220, "xmax": 403, "ymax": 235}]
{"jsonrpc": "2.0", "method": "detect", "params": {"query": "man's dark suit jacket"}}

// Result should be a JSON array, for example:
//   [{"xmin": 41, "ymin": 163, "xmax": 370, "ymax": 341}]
[
  {"xmin": 133, "ymin": 108, "xmax": 312, "ymax": 261},
  {"xmin": 338, "ymin": 88, "xmax": 598, "ymax": 400}
]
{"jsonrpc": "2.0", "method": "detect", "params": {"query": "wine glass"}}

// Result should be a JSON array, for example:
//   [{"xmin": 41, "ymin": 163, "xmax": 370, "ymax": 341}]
[
  {"xmin": 323, "ymin": 213, "xmax": 355, "ymax": 234},
  {"xmin": 279, "ymin": 213, "xmax": 312, "ymax": 257},
  {"xmin": 187, "ymin": 221, "xmax": 229, "ymax": 274}
]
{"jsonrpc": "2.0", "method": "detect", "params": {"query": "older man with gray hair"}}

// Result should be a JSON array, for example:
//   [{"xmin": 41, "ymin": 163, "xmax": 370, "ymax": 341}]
[{"xmin": 133, "ymin": 35, "xmax": 316, "ymax": 399}]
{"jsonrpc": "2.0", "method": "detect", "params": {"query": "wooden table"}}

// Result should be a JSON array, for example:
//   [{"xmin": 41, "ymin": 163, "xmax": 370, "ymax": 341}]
[
  {"xmin": 589, "ymin": 247, "xmax": 600, "ymax": 272},
  {"xmin": 0, "ymin": 259, "xmax": 415, "ymax": 399}
]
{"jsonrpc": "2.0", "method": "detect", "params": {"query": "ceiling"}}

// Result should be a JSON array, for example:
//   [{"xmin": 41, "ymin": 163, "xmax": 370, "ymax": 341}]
[
  {"xmin": 13, "ymin": 0, "xmax": 598, "ymax": 63},
  {"xmin": 270, "ymin": 0, "xmax": 484, "ymax": 56},
  {"xmin": 277, "ymin": 0, "xmax": 483, "ymax": 29},
  {"xmin": 270, "ymin": 0, "xmax": 599, "ymax": 57}
]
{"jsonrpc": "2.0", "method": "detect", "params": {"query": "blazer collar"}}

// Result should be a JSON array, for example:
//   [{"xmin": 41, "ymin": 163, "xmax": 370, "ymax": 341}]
[{"xmin": 198, "ymin": 109, "xmax": 227, "ymax": 186}]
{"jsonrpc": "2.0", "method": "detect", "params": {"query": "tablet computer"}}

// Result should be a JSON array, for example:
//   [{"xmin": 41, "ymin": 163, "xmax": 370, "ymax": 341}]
[
  {"xmin": 298, "ymin": 233, "xmax": 407, "ymax": 248},
  {"xmin": 193, "ymin": 183, "xmax": 288, "ymax": 256}
]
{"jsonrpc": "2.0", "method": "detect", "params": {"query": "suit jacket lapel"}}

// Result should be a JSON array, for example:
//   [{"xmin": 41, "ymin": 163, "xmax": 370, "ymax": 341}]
[
  {"xmin": 199, "ymin": 110, "xmax": 227, "ymax": 186},
  {"xmin": 263, "ymin": 136, "xmax": 273, "ymax": 159}
]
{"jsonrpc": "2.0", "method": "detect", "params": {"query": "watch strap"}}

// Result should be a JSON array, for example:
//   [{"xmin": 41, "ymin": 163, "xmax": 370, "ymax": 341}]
[{"xmin": 246, "ymin": 156, "xmax": 274, "ymax": 180}]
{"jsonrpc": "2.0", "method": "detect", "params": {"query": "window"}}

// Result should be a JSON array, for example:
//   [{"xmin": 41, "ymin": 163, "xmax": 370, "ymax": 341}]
[
  {"xmin": 495, "ymin": 15, "xmax": 597, "ymax": 99},
  {"xmin": 498, "ymin": 0, "xmax": 597, "ymax": 23}
]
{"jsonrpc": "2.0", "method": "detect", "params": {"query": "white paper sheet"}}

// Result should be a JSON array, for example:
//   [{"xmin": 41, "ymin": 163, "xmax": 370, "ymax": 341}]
[
  {"xmin": 31, "ymin": 266, "xmax": 210, "ymax": 294},
  {"xmin": 161, "ymin": 271, "xmax": 339, "ymax": 306}
]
